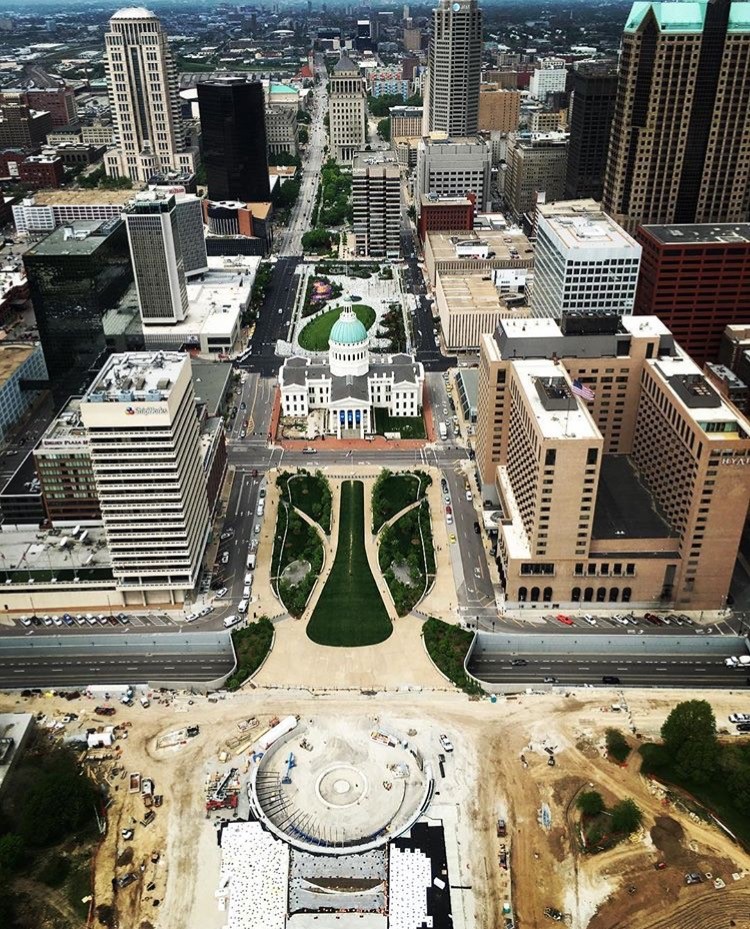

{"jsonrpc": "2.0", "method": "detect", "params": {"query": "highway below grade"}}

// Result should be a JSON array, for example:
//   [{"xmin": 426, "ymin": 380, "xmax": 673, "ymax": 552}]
[
  {"xmin": 469, "ymin": 650, "xmax": 750, "ymax": 690},
  {"xmin": 0, "ymin": 635, "xmax": 235, "ymax": 689}
]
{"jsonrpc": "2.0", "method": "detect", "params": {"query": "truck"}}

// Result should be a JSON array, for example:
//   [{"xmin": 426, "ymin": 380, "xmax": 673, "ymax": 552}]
[
  {"xmin": 120, "ymin": 687, "xmax": 134, "ymax": 706},
  {"xmin": 439, "ymin": 421, "xmax": 448, "ymax": 441},
  {"xmin": 724, "ymin": 655, "xmax": 750, "ymax": 668}
]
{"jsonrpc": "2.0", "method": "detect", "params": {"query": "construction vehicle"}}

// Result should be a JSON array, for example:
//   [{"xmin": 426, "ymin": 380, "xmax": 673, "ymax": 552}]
[
  {"xmin": 206, "ymin": 794, "xmax": 238, "ymax": 813},
  {"xmin": 497, "ymin": 818, "xmax": 507, "ymax": 837},
  {"xmin": 282, "ymin": 752, "xmax": 296, "ymax": 785}
]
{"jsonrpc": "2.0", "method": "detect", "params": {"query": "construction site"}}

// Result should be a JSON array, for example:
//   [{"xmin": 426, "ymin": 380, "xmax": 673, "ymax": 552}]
[{"xmin": 1, "ymin": 684, "xmax": 749, "ymax": 929}]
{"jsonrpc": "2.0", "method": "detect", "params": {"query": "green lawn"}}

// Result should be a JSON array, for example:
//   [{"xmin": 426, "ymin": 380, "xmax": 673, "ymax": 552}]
[
  {"xmin": 639, "ymin": 742, "xmax": 750, "ymax": 849},
  {"xmin": 372, "ymin": 469, "xmax": 430, "ymax": 531},
  {"xmin": 372, "ymin": 408, "xmax": 426, "ymax": 439},
  {"xmin": 307, "ymin": 480, "xmax": 392, "ymax": 646},
  {"xmin": 279, "ymin": 470, "xmax": 332, "ymax": 533},
  {"xmin": 298, "ymin": 304, "xmax": 376, "ymax": 351}
]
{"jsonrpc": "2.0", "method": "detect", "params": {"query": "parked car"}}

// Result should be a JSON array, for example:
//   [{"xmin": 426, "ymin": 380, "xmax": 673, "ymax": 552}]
[
  {"xmin": 220, "ymin": 551, "xmax": 230, "ymax": 565},
  {"xmin": 302, "ymin": 447, "xmax": 317, "ymax": 455},
  {"xmin": 215, "ymin": 587, "xmax": 228, "ymax": 599},
  {"xmin": 583, "ymin": 614, "xmax": 597, "ymax": 626},
  {"xmin": 555, "ymin": 614, "xmax": 574, "ymax": 626}
]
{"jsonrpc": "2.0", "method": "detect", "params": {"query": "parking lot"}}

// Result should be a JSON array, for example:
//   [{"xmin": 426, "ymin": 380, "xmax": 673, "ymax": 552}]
[{"xmin": 5, "ymin": 610, "xmax": 181, "ymax": 634}]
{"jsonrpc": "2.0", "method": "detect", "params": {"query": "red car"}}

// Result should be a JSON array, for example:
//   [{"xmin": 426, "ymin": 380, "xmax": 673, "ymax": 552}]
[{"xmin": 555, "ymin": 614, "xmax": 574, "ymax": 626}]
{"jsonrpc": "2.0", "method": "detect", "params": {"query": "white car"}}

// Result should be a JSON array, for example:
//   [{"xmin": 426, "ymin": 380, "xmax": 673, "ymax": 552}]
[
  {"xmin": 729, "ymin": 713, "xmax": 750, "ymax": 723},
  {"xmin": 214, "ymin": 587, "xmax": 228, "ymax": 599},
  {"xmin": 465, "ymin": 490, "xmax": 473, "ymax": 501},
  {"xmin": 86, "ymin": 615, "xmax": 98, "ymax": 626},
  {"xmin": 254, "ymin": 524, "xmax": 261, "ymax": 534},
  {"xmin": 19, "ymin": 615, "xmax": 31, "ymax": 627},
  {"xmin": 52, "ymin": 615, "xmax": 63, "ymax": 626},
  {"xmin": 438, "ymin": 734, "xmax": 454, "ymax": 753},
  {"xmin": 42, "ymin": 615, "xmax": 53, "ymax": 626},
  {"xmin": 583, "ymin": 614, "xmax": 597, "ymax": 626},
  {"xmin": 220, "ymin": 551, "xmax": 230, "ymax": 565}
]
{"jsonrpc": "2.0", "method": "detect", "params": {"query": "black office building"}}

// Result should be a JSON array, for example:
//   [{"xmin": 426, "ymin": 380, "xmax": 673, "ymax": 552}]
[
  {"xmin": 23, "ymin": 219, "xmax": 134, "ymax": 388},
  {"xmin": 197, "ymin": 78, "xmax": 271, "ymax": 203},
  {"xmin": 564, "ymin": 61, "xmax": 618, "ymax": 201}
]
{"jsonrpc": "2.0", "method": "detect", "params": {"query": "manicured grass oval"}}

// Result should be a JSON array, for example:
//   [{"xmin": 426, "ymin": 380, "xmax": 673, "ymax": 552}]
[
  {"xmin": 307, "ymin": 480, "xmax": 392, "ymax": 647},
  {"xmin": 298, "ymin": 304, "xmax": 376, "ymax": 352}
]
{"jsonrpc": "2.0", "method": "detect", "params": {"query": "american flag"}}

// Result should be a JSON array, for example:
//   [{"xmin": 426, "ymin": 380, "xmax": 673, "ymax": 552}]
[{"xmin": 571, "ymin": 378, "xmax": 595, "ymax": 402}]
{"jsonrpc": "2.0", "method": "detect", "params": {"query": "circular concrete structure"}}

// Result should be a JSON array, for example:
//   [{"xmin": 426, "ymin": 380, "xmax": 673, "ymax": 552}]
[{"xmin": 249, "ymin": 717, "xmax": 434, "ymax": 854}]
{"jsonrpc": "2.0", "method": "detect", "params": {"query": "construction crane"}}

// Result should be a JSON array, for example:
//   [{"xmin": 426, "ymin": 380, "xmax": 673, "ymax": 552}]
[{"xmin": 281, "ymin": 752, "xmax": 296, "ymax": 785}]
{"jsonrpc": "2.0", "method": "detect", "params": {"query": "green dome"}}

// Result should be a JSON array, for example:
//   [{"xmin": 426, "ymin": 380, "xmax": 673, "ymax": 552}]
[{"xmin": 329, "ymin": 309, "xmax": 368, "ymax": 346}]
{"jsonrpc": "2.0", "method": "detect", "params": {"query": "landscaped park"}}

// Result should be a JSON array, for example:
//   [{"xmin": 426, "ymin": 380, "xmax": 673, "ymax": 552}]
[
  {"xmin": 298, "ymin": 304, "xmax": 376, "ymax": 351},
  {"xmin": 271, "ymin": 471, "xmax": 331, "ymax": 617}
]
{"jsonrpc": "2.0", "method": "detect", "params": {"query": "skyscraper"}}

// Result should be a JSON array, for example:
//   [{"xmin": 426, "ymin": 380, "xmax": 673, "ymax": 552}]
[
  {"xmin": 103, "ymin": 7, "xmax": 195, "ymax": 183},
  {"xmin": 328, "ymin": 55, "xmax": 367, "ymax": 164},
  {"xmin": 426, "ymin": 0, "xmax": 482, "ymax": 137},
  {"xmin": 564, "ymin": 61, "xmax": 617, "ymax": 200},
  {"xmin": 603, "ymin": 0, "xmax": 750, "ymax": 232},
  {"xmin": 197, "ymin": 77, "xmax": 271, "ymax": 203},
  {"xmin": 80, "ymin": 351, "xmax": 210, "ymax": 602},
  {"xmin": 352, "ymin": 152, "xmax": 401, "ymax": 258},
  {"xmin": 124, "ymin": 192, "xmax": 189, "ymax": 324}
]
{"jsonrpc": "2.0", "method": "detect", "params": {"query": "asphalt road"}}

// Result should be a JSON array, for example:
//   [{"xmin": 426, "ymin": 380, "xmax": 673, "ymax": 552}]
[
  {"xmin": 0, "ymin": 651, "xmax": 233, "ymax": 688},
  {"xmin": 468, "ymin": 654, "xmax": 750, "ymax": 689}
]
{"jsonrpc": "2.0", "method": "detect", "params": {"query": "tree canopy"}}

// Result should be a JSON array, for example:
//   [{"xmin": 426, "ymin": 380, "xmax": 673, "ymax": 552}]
[
  {"xmin": 576, "ymin": 791, "xmax": 605, "ymax": 817},
  {"xmin": 610, "ymin": 799, "xmax": 643, "ymax": 835},
  {"xmin": 661, "ymin": 699, "xmax": 717, "ymax": 784},
  {"xmin": 377, "ymin": 117, "xmax": 391, "ymax": 141}
]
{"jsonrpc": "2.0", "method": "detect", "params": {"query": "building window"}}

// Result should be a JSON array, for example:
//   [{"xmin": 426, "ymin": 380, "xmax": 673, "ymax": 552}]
[
  {"xmin": 608, "ymin": 588, "xmax": 619, "ymax": 602},
  {"xmin": 622, "ymin": 587, "xmax": 632, "ymax": 603},
  {"xmin": 584, "ymin": 587, "xmax": 594, "ymax": 602},
  {"xmin": 543, "ymin": 586, "xmax": 552, "ymax": 602},
  {"xmin": 572, "ymin": 586, "xmax": 581, "ymax": 601},
  {"xmin": 518, "ymin": 586, "xmax": 527, "ymax": 602},
  {"xmin": 596, "ymin": 587, "xmax": 606, "ymax": 602}
]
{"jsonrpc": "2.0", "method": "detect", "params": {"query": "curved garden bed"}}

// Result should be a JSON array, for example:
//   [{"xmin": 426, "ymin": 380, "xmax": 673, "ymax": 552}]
[
  {"xmin": 371, "ymin": 469, "xmax": 430, "ymax": 532},
  {"xmin": 378, "ymin": 499, "xmax": 435, "ymax": 616},
  {"xmin": 278, "ymin": 470, "xmax": 332, "ymax": 534},
  {"xmin": 272, "ymin": 502, "xmax": 324, "ymax": 617}
]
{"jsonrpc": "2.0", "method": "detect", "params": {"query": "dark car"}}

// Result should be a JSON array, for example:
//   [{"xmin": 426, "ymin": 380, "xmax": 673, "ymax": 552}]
[
  {"xmin": 602, "ymin": 675, "xmax": 621, "ymax": 685},
  {"xmin": 737, "ymin": 722, "xmax": 750, "ymax": 732},
  {"xmin": 511, "ymin": 658, "xmax": 528, "ymax": 667},
  {"xmin": 543, "ymin": 677, "xmax": 557, "ymax": 684},
  {"xmin": 473, "ymin": 521, "xmax": 481, "ymax": 534}
]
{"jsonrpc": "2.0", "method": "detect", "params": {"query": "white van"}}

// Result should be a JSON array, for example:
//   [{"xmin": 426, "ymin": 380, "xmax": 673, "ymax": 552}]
[
  {"xmin": 256, "ymin": 503, "xmax": 265, "ymax": 517},
  {"xmin": 244, "ymin": 572, "xmax": 254, "ymax": 586},
  {"xmin": 246, "ymin": 553, "xmax": 256, "ymax": 570},
  {"xmin": 223, "ymin": 614, "xmax": 239, "ymax": 628},
  {"xmin": 242, "ymin": 585, "xmax": 251, "ymax": 599},
  {"xmin": 237, "ymin": 599, "xmax": 248, "ymax": 614}
]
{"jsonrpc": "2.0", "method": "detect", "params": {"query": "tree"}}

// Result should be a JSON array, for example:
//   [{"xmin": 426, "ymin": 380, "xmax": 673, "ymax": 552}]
[
  {"xmin": 377, "ymin": 117, "xmax": 391, "ymax": 141},
  {"xmin": 269, "ymin": 151, "xmax": 302, "ymax": 168},
  {"xmin": 302, "ymin": 227, "xmax": 333, "ymax": 253},
  {"xmin": 0, "ymin": 834, "xmax": 24, "ymax": 871},
  {"xmin": 605, "ymin": 728, "xmax": 631, "ymax": 764},
  {"xmin": 19, "ymin": 749, "xmax": 97, "ymax": 846},
  {"xmin": 576, "ymin": 791, "xmax": 605, "ymax": 817},
  {"xmin": 298, "ymin": 126, "xmax": 309, "ymax": 145},
  {"xmin": 610, "ymin": 799, "xmax": 643, "ymax": 835},
  {"xmin": 406, "ymin": 92, "xmax": 423, "ymax": 107},
  {"xmin": 661, "ymin": 700, "xmax": 717, "ymax": 784},
  {"xmin": 367, "ymin": 93, "xmax": 406, "ymax": 117}
]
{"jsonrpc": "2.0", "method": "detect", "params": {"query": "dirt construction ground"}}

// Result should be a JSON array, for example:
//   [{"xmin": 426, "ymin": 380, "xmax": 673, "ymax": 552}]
[{"xmin": 4, "ymin": 685, "xmax": 750, "ymax": 929}]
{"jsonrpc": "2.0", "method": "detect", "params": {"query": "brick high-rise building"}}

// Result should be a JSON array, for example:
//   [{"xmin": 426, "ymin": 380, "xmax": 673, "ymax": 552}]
[
  {"xmin": 476, "ymin": 313, "xmax": 750, "ymax": 611},
  {"xmin": 564, "ymin": 61, "xmax": 617, "ymax": 200},
  {"xmin": 478, "ymin": 85, "xmax": 520, "ymax": 132},
  {"xmin": 635, "ymin": 223, "xmax": 750, "ymax": 366},
  {"xmin": 426, "ymin": 0, "xmax": 482, "ymax": 136},
  {"xmin": 603, "ymin": 0, "xmax": 750, "ymax": 233},
  {"xmin": 0, "ymin": 86, "xmax": 77, "ymax": 128}
]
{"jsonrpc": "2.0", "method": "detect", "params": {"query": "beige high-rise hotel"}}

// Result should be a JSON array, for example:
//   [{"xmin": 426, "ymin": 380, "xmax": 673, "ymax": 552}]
[{"xmin": 476, "ymin": 314, "xmax": 750, "ymax": 611}]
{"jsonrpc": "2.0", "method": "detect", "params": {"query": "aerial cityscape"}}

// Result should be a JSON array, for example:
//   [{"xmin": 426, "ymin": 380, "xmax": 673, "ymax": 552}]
[{"xmin": 0, "ymin": 0, "xmax": 748, "ymax": 927}]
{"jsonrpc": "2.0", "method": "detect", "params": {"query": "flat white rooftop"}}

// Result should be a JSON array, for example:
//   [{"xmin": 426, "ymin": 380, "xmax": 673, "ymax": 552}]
[
  {"xmin": 539, "ymin": 199, "xmax": 640, "ymax": 252},
  {"xmin": 85, "ymin": 351, "xmax": 187, "ymax": 401},
  {"xmin": 514, "ymin": 358, "xmax": 600, "ymax": 440}
]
